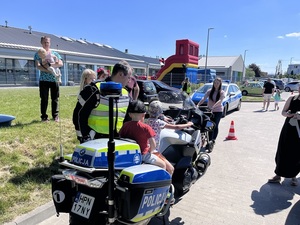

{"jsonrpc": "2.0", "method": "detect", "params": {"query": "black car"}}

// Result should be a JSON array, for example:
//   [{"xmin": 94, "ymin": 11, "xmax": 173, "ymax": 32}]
[
  {"xmin": 136, "ymin": 80, "xmax": 158, "ymax": 102},
  {"xmin": 151, "ymin": 80, "xmax": 182, "ymax": 103}
]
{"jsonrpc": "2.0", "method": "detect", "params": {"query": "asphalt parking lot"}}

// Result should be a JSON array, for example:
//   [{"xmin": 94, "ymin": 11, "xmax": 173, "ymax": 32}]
[{"xmin": 8, "ymin": 92, "xmax": 300, "ymax": 225}]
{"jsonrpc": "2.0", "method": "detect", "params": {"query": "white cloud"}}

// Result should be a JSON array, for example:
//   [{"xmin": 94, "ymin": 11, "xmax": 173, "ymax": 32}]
[
  {"xmin": 277, "ymin": 36, "xmax": 284, "ymax": 39},
  {"xmin": 285, "ymin": 32, "xmax": 300, "ymax": 37}
]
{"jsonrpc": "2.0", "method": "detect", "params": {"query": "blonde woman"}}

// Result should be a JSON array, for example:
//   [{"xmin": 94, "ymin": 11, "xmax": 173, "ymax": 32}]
[{"xmin": 79, "ymin": 69, "xmax": 96, "ymax": 92}]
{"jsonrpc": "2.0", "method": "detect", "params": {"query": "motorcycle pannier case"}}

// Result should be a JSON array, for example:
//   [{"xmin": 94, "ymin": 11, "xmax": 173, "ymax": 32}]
[
  {"xmin": 71, "ymin": 138, "xmax": 142, "ymax": 169},
  {"xmin": 51, "ymin": 174, "xmax": 76, "ymax": 213},
  {"xmin": 116, "ymin": 164, "xmax": 171, "ymax": 222}
]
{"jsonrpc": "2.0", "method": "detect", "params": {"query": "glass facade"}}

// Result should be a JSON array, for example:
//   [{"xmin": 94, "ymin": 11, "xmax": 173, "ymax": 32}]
[
  {"xmin": 0, "ymin": 58, "xmax": 37, "ymax": 85},
  {"xmin": 0, "ymin": 58, "xmax": 101, "ymax": 85},
  {"xmin": 0, "ymin": 56, "xmax": 159, "ymax": 86}
]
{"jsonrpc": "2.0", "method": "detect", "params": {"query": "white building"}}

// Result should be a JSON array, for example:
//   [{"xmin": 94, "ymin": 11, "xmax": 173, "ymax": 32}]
[
  {"xmin": 287, "ymin": 64, "xmax": 300, "ymax": 75},
  {"xmin": 198, "ymin": 55, "xmax": 244, "ymax": 82}
]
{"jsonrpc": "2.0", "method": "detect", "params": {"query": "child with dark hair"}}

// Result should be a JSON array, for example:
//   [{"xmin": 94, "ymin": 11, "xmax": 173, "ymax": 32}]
[{"xmin": 119, "ymin": 100, "xmax": 173, "ymax": 175}]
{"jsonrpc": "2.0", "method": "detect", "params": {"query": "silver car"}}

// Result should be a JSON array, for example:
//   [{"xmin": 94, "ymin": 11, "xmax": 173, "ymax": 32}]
[{"xmin": 284, "ymin": 81, "xmax": 299, "ymax": 92}]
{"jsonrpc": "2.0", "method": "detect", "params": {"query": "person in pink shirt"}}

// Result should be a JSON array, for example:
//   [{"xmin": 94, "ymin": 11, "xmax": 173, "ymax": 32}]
[{"xmin": 197, "ymin": 77, "xmax": 225, "ymax": 145}]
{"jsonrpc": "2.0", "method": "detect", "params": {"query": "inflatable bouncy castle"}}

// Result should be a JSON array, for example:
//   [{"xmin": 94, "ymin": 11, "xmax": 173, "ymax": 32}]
[{"xmin": 154, "ymin": 39, "xmax": 199, "ymax": 88}]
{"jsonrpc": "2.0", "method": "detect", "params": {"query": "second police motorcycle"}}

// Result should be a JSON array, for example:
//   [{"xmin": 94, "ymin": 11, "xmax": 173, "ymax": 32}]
[{"xmin": 51, "ymin": 82, "xmax": 214, "ymax": 225}]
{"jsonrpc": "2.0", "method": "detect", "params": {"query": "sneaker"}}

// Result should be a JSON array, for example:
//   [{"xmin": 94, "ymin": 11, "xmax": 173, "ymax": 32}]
[
  {"xmin": 41, "ymin": 118, "xmax": 49, "ymax": 122},
  {"xmin": 268, "ymin": 175, "xmax": 281, "ymax": 183},
  {"xmin": 54, "ymin": 116, "xmax": 59, "ymax": 122}
]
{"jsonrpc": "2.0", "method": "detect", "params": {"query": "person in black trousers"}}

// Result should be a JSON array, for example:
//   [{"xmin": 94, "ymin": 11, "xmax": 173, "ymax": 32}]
[{"xmin": 34, "ymin": 36, "xmax": 63, "ymax": 122}]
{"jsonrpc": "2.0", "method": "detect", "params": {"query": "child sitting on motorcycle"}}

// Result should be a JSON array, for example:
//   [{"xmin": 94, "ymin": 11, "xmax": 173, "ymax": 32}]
[
  {"xmin": 119, "ymin": 100, "xmax": 174, "ymax": 175},
  {"xmin": 145, "ymin": 99, "xmax": 193, "ymax": 153}
]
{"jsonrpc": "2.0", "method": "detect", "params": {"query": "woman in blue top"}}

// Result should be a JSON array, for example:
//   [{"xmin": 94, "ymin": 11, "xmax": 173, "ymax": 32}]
[{"xmin": 34, "ymin": 36, "xmax": 63, "ymax": 122}]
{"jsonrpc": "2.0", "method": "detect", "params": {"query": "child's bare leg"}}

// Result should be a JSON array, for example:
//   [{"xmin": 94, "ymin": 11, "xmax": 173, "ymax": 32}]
[{"xmin": 154, "ymin": 157, "xmax": 167, "ymax": 170}]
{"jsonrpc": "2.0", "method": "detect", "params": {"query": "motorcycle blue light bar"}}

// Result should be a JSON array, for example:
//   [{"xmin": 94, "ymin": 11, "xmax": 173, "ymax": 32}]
[{"xmin": 100, "ymin": 81, "xmax": 122, "ymax": 96}]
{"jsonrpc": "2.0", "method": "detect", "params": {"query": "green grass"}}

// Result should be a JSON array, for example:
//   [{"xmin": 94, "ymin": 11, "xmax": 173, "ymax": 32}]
[
  {"xmin": 0, "ymin": 86, "xmax": 79, "ymax": 224},
  {"xmin": 0, "ymin": 87, "xmax": 265, "ymax": 224},
  {"xmin": 242, "ymin": 94, "xmax": 264, "ymax": 102}
]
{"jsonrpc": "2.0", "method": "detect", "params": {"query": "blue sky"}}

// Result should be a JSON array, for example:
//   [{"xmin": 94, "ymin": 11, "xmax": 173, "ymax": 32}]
[{"xmin": 1, "ymin": 0, "xmax": 299, "ymax": 74}]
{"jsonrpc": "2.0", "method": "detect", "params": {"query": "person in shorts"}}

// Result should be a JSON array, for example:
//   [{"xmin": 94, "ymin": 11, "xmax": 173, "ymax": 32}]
[
  {"xmin": 119, "ymin": 100, "xmax": 173, "ymax": 175},
  {"xmin": 262, "ymin": 78, "xmax": 275, "ymax": 111}
]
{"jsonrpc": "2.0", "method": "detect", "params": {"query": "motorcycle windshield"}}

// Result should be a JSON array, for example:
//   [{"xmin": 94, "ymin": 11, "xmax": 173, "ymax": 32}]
[{"xmin": 181, "ymin": 92, "xmax": 203, "ymax": 116}]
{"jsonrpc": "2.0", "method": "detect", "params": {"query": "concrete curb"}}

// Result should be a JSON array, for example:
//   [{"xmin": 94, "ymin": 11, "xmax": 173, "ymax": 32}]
[{"xmin": 4, "ymin": 201, "xmax": 56, "ymax": 225}]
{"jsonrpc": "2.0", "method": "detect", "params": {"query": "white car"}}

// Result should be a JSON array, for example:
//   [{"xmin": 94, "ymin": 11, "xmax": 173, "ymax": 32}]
[{"xmin": 284, "ymin": 81, "xmax": 300, "ymax": 92}]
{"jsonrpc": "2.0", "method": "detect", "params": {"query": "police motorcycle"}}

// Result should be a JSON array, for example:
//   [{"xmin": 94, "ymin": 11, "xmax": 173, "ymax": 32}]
[
  {"xmin": 51, "ymin": 82, "xmax": 174, "ymax": 225},
  {"xmin": 158, "ymin": 92, "xmax": 215, "ymax": 197}
]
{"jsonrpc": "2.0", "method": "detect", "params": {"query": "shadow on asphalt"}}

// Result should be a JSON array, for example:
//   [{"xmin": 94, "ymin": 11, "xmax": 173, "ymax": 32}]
[
  {"xmin": 148, "ymin": 198, "xmax": 185, "ymax": 225},
  {"xmin": 251, "ymin": 180, "xmax": 300, "ymax": 224},
  {"xmin": 285, "ymin": 199, "xmax": 300, "ymax": 225},
  {"xmin": 149, "ymin": 208, "xmax": 184, "ymax": 225}
]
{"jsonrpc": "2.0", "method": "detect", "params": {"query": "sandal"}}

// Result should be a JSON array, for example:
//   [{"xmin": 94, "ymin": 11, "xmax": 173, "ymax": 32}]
[
  {"xmin": 291, "ymin": 178, "xmax": 298, "ymax": 186},
  {"xmin": 268, "ymin": 175, "xmax": 281, "ymax": 183}
]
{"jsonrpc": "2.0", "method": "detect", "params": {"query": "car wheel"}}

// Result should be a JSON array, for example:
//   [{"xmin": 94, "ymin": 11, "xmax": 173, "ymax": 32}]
[
  {"xmin": 222, "ymin": 104, "xmax": 228, "ymax": 117},
  {"xmin": 242, "ymin": 90, "xmax": 248, "ymax": 96},
  {"xmin": 285, "ymin": 87, "xmax": 290, "ymax": 92},
  {"xmin": 236, "ymin": 100, "xmax": 241, "ymax": 111}
]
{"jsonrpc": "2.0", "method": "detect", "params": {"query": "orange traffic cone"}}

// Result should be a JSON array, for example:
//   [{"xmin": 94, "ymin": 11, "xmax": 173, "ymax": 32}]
[{"xmin": 225, "ymin": 120, "xmax": 238, "ymax": 140}]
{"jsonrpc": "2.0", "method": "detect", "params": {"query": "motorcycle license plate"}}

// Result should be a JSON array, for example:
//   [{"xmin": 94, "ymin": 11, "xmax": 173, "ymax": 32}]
[{"xmin": 71, "ymin": 192, "xmax": 95, "ymax": 219}]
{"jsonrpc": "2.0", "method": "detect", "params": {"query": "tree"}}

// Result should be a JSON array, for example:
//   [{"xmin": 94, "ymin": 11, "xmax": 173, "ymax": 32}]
[
  {"xmin": 249, "ymin": 63, "xmax": 261, "ymax": 77},
  {"xmin": 248, "ymin": 63, "xmax": 267, "ymax": 78}
]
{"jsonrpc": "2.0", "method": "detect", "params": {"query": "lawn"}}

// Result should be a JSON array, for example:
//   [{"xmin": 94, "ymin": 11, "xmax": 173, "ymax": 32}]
[
  {"xmin": 0, "ymin": 87, "xmax": 264, "ymax": 224},
  {"xmin": 0, "ymin": 86, "xmax": 79, "ymax": 224}
]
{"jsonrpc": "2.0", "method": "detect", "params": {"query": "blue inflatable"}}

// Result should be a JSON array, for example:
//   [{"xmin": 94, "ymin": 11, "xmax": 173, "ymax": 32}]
[{"xmin": 0, "ymin": 114, "xmax": 15, "ymax": 127}]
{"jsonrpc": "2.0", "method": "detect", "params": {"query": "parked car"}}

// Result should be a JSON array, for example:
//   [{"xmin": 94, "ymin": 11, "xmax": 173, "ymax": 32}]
[
  {"xmin": 284, "ymin": 81, "xmax": 300, "ymax": 92},
  {"xmin": 151, "ymin": 80, "xmax": 182, "ymax": 103},
  {"xmin": 260, "ymin": 78, "xmax": 285, "ymax": 90},
  {"xmin": 136, "ymin": 80, "xmax": 158, "ymax": 102},
  {"xmin": 191, "ymin": 82, "xmax": 242, "ymax": 117},
  {"xmin": 240, "ymin": 81, "xmax": 264, "ymax": 96}
]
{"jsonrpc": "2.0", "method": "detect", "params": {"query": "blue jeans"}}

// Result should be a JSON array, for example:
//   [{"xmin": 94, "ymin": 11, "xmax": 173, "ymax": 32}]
[{"xmin": 209, "ymin": 112, "xmax": 223, "ymax": 141}]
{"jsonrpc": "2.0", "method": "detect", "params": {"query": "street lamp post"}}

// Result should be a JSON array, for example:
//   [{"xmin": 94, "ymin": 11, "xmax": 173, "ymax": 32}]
[
  {"xmin": 242, "ymin": 50, "xmax": 248, "ymax": 82},
  {"xmin": 289, "ymin": 57, "xmax": 294, "ymax": 83},
  {"xmin": 204, "ymin": 28, "xmax": 214, "ymax": 83}
]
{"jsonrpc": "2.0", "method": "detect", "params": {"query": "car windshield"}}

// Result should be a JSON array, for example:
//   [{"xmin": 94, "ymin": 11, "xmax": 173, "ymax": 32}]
[
  {"xmin": 155, "ymin": 81, "xmax": 170, "ymax": 88},
  {"xmin": 196, "ymin": 84, "xmax": 227, "ymax": 93},
  {"xmin": 142, "ymin": 82, "xmax": 156, "ymax": 91}
]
